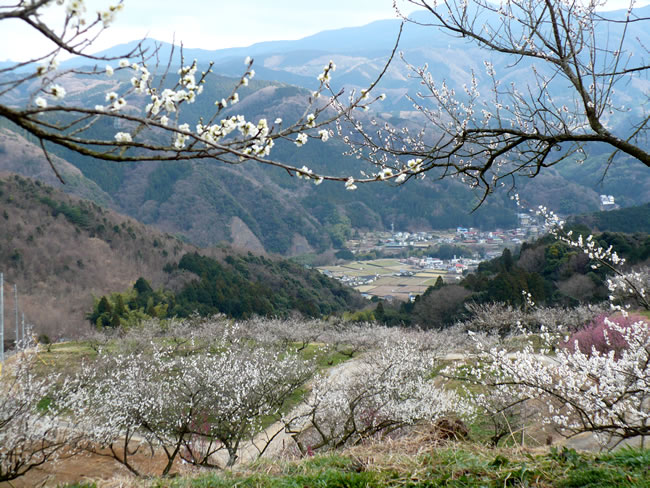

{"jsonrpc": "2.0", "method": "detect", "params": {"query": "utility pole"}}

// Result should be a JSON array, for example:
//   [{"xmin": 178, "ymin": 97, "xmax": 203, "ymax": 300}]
[
  {"xmin": 0, "ymin": 273, "xmax": 4, "ymax": 362},
  {"xmin": 14, "ymin": 284, "xmax": 18, "ymax": 349}
]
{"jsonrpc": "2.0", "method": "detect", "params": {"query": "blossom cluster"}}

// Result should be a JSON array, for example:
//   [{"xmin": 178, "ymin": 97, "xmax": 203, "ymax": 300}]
[
  {"xmin": 16, "ymin": 0, "xmax": 382, "ymax": 191},
  {"xmin": 286, "ymin": 337, "xmax": 471, "ymax": 452},
  {"xmin": 461, "ymin": 315, "xmax": 650, "ymax": 445},
  {"xmin": 0, "ymin": 343, "xmax": 80, "ymax": 481},
  {"xmin": 72, "ymin": 337, "xmax": 313, "ymax": 472}
]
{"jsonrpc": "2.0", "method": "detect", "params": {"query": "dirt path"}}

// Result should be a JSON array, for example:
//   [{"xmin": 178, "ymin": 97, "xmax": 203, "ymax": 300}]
[{"xmin": 211, "ymin": 354, "xmax": 367, "ymax": 467}]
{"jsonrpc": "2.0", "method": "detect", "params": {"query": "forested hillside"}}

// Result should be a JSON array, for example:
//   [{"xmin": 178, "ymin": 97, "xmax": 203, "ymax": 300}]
[
  {"xmin": 376, "ymin": 228, "xmax": 650, "ymax": 328},
  {"xmin": 570, "ymin": 203, "xmax": 650, "ymax": 233},
  {"xmin": 2, "ymin": 62, "xmax": 647, "ymax": 255},
  {"xmin": 0, "ymin": 175, "xmax": 362, "ymax": 340}
]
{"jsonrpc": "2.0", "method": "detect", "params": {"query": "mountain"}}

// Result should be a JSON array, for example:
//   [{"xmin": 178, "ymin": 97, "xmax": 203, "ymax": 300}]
[
  {"xmin": 79, "ymin": 6, "xmax": 650, "ymax": 114},
  {"xmin": 0, "ymin": 71, "xmax": 527, "ymax": 254},
  {"xmin": 569, "ymin": 203, "xmax": 650, "ymax": 234},
  {"xmin": 1, "ymin": 7, "xmax": 649, "ymax": 255},
  {"xmin": 0, "ymin": 174, "xmax": 363, "ymax": 341}
]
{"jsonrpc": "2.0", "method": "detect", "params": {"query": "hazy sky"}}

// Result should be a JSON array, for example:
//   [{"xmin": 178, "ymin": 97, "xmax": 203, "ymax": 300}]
[{"xmin": 1, "ymin": 0, "xmax": 648, "ymax": 61}]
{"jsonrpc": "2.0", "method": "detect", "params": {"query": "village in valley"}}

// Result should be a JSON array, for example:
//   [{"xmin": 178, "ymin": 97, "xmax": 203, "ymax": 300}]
[{"xmin": 318, "ymin": 213, "xmax": 544, "ymax": 301}]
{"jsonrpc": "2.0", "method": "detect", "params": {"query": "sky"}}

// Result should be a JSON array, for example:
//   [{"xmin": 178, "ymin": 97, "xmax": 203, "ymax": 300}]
[{"xmin": 1, "ymin": 0, "xmax": 649, "ymax": 61}]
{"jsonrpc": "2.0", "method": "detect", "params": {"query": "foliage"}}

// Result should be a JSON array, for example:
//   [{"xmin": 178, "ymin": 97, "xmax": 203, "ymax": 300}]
[
  {"xmin": 87, "ymin": 278, "xmax": 172, "ymax": 328},
  {"xmin": 171, "ymin": 252, "xmax": 363, "ymax": 319},
  {"xmin": 88, "ymin": 249, "xmax": 365, "ymax": 327},
  {"xmin": 38, "ymin": 195, "xmax": 94, "ymax": 230},
  {"xmin": 423, "ymin": 230, "xmax": 650, "ymax": 329}
]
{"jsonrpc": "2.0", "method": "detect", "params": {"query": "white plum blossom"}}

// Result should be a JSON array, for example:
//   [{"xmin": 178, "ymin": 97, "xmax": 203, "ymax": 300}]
[
  {"xmin": 114, "ymin": 132, "xmax": 132, "ymax": 143},
  {"xmin": 286, "ymin": 338, "xmax": 471, "ymax": 453},
  {"xmin": 99, "ymin": 3, "xmax": 123, "ymax": 27},
  {"xmin": 105, "ymin": 65, "xmax": 114, "ymax": 76},
  {"xmin": 50, "ymin": 84, "xmax": 65, "ymax": 99},
  {"xmin": 296, "ymin": 165, "xmax": 313, "ymax": 179},
  {"xmin": 72, "ymin": 334, "xmax": 314, "ymax": 473},
  {"xmin": 34, "ymin": 97, "xmax": 47, "ymax": 108},
  {"xmin": 345, "ymin": 177, "xmax": 357, "ymax": 190},
  {"xmin": 110, "ymin": 98, "xmax": 126, "ymax": 111},
  {"xmin": 379, "ymin": 167, "xmax": 393, "ymax": 180},
  {"xmin": 0, "ymin": 342, "xmax": 80, "ymax": 482},
  {"xmin": 461, "ymin": 316, "xmax": 650, "ymax": 445},
  {"xmin": 66, "ymin": 0, "xmax": 86, "ymax": 19},
  {"xmin": 295, "ymin": 133, "xmax": 308, "ymax": 147},
  {"xmin": 318, "ymin": 129, "xmax": 330, "ymax": 141},
  {"xmin": 174, "ymin": 123, "xmax": 190, "ymax": 149},
  {"xmin": 407, "ymin": 158, "xmax": 423, "ymax": 172}
]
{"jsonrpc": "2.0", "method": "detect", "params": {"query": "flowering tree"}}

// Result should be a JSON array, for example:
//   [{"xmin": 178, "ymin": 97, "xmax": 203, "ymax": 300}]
[
  {"xmin": 463, "ymin": 316, "xmax": 649, "ymax": 448},
  {"xmin": 73, "ymin": 339, "xmax": 313, "ymax": 475},
  {"xmin": 285, "ymin": 337, "xmax": 471, "ymax": 453},
  {"xmin": 0, "ymin": 0, "xmax": 398, "ymax": 189},
  {"xmin": 0, "ymin": 345, "xmax": 80, "ymax": 482},
  {"xmin": 334, "ymin": 0, "xmax": 650, "ymax": 201},
  {"xmin": 460, "ymin": 302, "xmax": 607, "ymax": 337}
]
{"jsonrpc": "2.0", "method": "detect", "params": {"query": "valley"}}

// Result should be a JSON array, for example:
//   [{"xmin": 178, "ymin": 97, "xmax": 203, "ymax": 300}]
[{"xmin": 0, "ymin": 2, "xmax": 649, "ymax": 487}]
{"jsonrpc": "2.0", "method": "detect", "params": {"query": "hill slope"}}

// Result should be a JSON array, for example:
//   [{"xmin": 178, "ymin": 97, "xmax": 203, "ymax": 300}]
[
  {"xmin": 569, "ymin": 203, "xmax": 650, "ymax": 233},
  {"xmin": 0, "ymin": 174, "xmax": 363, "ymax": 340},
  {"xmin": 3, "ymin": 7, "xmax": 650, "ymax": 254}
]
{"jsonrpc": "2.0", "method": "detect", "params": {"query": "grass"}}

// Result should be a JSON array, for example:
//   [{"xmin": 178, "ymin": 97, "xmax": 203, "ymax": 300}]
[
  {"xmin": 10, "ymin": 340, "xmax": 99, "ymax": 376},
  {"xmin": 144, "ymin": 445, "xmax": 650, "ymax": 488},
  {"xmin": 423, "ymin": 278, "xmax": 442, "ymax": 286},
  {"xmin": 296, "ymin": 343, "xmax": 350, "ymax": 370}
]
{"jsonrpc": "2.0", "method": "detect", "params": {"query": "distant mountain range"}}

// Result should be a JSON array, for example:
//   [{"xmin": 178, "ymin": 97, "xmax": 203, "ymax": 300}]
[
  {"xmin": 74, "ymin": 6, "xmax": 650, "ymax": 113},
  {"xmin": 1, "ymin": 6, "xmax": 649, "ymax": 255}
]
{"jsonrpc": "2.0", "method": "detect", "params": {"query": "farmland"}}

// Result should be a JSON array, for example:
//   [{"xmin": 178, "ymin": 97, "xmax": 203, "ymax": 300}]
[{"xmin": 318, "ymin": 259, "xmax": 452, "ymax": 301}]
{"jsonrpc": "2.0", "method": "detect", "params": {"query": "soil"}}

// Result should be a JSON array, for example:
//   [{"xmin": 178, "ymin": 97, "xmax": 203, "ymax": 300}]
[{"xmin": 1, "ymin": 447, "xmax": 195, "ymax": 488}]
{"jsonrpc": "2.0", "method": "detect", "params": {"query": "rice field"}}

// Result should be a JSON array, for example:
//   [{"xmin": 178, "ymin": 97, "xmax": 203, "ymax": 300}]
[{"xmin": 319, "ymin": 259, "xmax": 452, "ymax": 299}]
